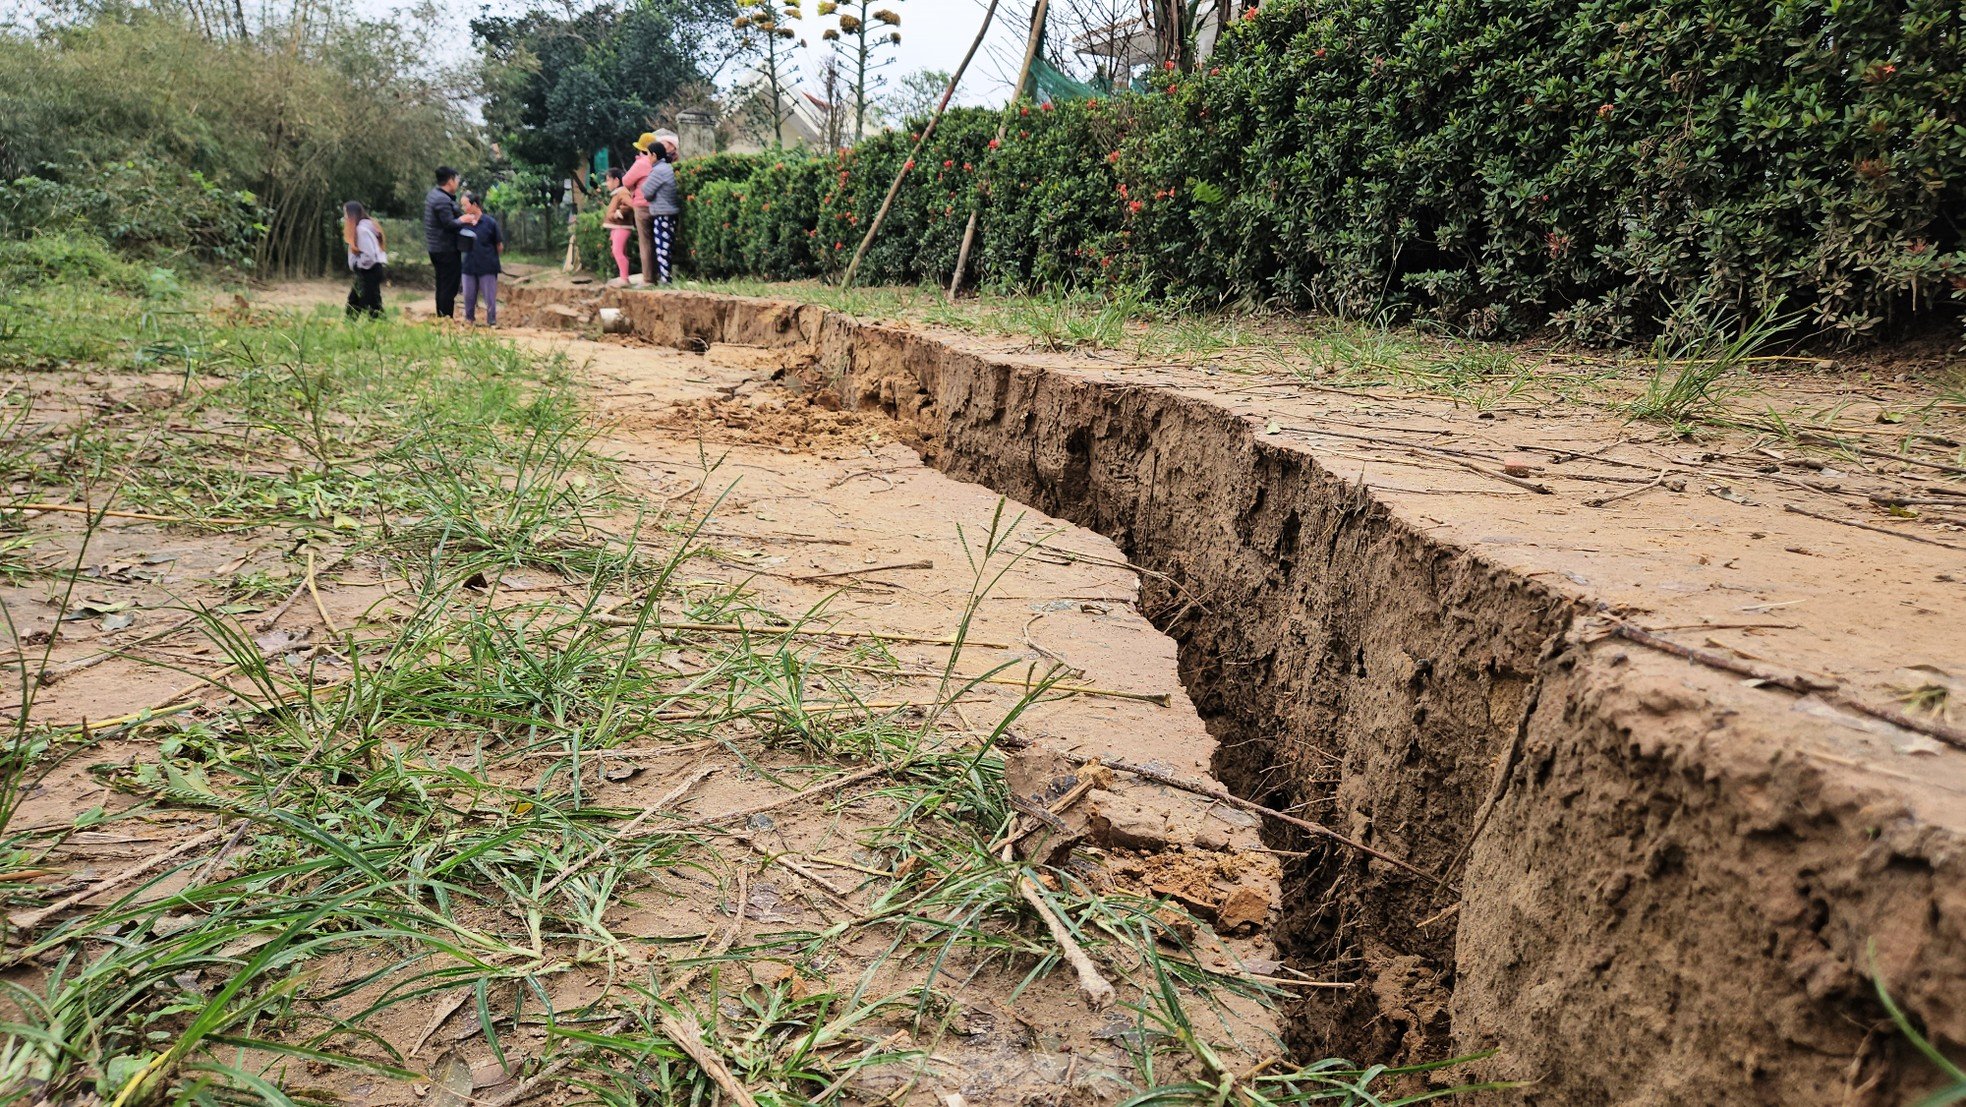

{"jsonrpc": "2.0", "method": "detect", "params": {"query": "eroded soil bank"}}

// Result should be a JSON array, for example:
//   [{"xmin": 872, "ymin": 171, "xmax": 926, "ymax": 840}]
[{"xmin": 507, "ymin": 284, "xmax": 1966, "ymax": 1105}]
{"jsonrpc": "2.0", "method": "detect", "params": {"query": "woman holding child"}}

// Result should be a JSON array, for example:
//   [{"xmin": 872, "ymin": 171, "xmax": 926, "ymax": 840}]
[{"xmin": 457, "ymin": 192, "xmax": 504, "ymax": 326}]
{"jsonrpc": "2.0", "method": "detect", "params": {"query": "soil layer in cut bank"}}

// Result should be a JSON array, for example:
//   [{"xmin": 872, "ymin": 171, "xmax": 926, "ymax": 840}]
[{"xmin": 502, "ymin": 281, "xmax": 1966, "ymax": 1106}]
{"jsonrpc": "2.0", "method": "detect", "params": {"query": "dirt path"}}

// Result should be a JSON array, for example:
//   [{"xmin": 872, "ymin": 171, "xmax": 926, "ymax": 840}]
[
  {"xmin": 462, "ymin": 325, "xmax": 1296, "ymax": 1102},
  {"xmin": 3, "ymin": 281, "xmax": 1314, "ymax": 1105}
]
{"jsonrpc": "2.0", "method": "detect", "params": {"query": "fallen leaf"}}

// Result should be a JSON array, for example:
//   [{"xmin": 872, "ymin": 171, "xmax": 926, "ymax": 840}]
[{"xmin": 426, "ymin": 1050, "xmax": 474, "ymax": 1107}]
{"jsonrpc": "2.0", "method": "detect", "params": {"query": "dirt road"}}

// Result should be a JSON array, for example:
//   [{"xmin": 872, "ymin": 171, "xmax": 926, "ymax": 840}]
[{"xmin": 4, "ymin": 282, "xmax": 1309, "ymax": 1105}]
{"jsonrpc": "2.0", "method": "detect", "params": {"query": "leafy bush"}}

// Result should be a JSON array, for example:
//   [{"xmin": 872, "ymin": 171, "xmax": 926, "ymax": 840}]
[
  {"xmin": 0, "ymin": 161, "xmax": 262, "ymax": 267},
  {"xmin": 573, "ymin": 209, "xmax": 613, "ymax": 276},
  {"xmin": 0, "ymin": 232, "xmax": 176, "ymax": 296},
  {"xmin": 659, "ymin": 0, "xmax": 1965, "ymax": 343}
]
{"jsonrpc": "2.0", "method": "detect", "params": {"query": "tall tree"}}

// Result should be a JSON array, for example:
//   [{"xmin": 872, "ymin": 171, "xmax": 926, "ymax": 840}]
[
  {"xmin": 819, "ymin": 0, "xmax": 900, "ymax": 142},
  {"xmin": 882, "ymin": 66, "xmax": 948, "ymax": 127},
  {"xmin": 474, "ymin": 0, "xmax": 735, "ymax": 181}
]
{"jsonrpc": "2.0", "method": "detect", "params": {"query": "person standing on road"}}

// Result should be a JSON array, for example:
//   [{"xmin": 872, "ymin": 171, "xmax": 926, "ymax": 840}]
[
  {"xmin": 621, "ymin": 134, "xmax": 657, "ymax": 286},
  {"xmin": 457, "ymin": 192, "xmax": 504, "ymax": 326},
  {"xmin": 600, "ymin": 166, "xmax": 635, "ymax": 287},
  {"xmin": 342, "ymin": 201, "xmax": 387, "ymax": 320},
  {"xmin": 639, "ymin": 134, "xmax": 681, "ymax": 285},
  {"xmin": 423, "ymin": 166, "xmax": 475, "ymax": 318}
]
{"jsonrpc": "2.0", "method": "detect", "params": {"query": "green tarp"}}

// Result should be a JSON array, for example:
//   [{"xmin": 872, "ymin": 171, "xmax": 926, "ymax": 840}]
[{"xmin": 1029, "ymin": 54, "xmax": 1100, "ymax": 102}]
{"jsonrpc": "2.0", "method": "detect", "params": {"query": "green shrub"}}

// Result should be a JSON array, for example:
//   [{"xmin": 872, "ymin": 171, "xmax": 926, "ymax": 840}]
[
  {"xmin": 0, "ymin": 161, "xmax": 262, "ymax": 267},
  {"xmin": 573, "ymin": 209, "xmax": 612, "ymax": 277},
  {"xmin": 659, "ymin": 0, "xmax": 1965, "ymax": 343},
  {"xmin": 0, "ymin": 9, "xmax": 470, "ymax": 276},
  {"xmin": 0, "ymin": 232, "xmax": 177, "ymax": 296},
  {"xmin": 1137, "ymin": 0, "xmax": 1966, "ymax": 339}
]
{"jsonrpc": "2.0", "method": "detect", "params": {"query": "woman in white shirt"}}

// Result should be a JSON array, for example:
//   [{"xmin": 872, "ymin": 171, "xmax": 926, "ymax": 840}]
[{"xmin": 343, "ymin": 201, "xmax": 388, "ymax": 319}]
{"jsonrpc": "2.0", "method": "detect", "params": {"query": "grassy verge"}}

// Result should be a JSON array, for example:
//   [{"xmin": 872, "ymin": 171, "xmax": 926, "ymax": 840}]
[{"xmin": 0, "ymin": 251, "xmax": 1502, "ymax": 1105}]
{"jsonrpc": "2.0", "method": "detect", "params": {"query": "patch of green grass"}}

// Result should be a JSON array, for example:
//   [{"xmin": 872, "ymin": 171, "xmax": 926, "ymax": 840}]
[
  {"xmin": 0, "ymin": 276, "xmax": 615, "ymax": 560},
  {"xmin": 1625, "ymin": 301, "xmax": 1795, "ymax": 427}
]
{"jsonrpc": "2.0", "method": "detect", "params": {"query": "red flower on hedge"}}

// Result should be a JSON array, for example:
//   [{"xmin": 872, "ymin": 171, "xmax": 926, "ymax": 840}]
[
  {"xmin": 1041, "ymin": 101, "xmax": 1054, "ymax": 111},
  {"xmin": 1164, "ymin": 59, "xmax": 1176, "ymax": 71},
  {"xmin": 835, "ymin": 241, "xmax": 844, "ymax": 250},
  {"xmin": 1107, "ymin": 150, "xmax": 1121, "ymax": 163},
  {"xmin": 1167, "ymin": 83, "xmax": 1178, "ymax": 94},
  {"xmin": 905, "ymin": 159, "xmax": 915, "ymax": 169},
  {"xmin": 1241, "ymin": 6, "xmax": 1256, "ymax": 20},
  {"xmin": 1128, "ymin": 200, "xmax": 1144, "ymax": 213},
  {"xmin": 1020, "ymin": 105, "xmax": 1030, "ymax": 116},
  {"xmin": 943, "ymin": 159, "xmax": 954, "ymax": 168},
  {"xmin": 1313, "ymin": 47, "xmax": 1325, "ymax": 58},
  {"xmin": 963, "ymin": 162, "xmax": 973, "ymax": 171},
  {"xmin": 988, "ymin": 138, "xmax": 1000, "ymax": 149},
  {"xmin": 1596, "ymin": 103, "xmax": 1614, "ymax": 119}
]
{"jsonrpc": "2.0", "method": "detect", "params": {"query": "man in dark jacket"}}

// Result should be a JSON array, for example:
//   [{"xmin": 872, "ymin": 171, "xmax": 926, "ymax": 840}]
[{"xmin": 423, "ymin": 166, "xmax": 472, "ymax": 318}]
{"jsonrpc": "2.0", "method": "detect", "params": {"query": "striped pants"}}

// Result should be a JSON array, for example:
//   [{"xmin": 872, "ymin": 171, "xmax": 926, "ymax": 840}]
[{"xmin": 651, "ymin": 214, "xmax": 675, "ymax": 284}]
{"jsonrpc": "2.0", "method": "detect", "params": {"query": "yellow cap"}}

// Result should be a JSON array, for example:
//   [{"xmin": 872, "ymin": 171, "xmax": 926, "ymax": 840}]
[{"xmin": 633, "ymin": 132, "xmax": 659, "ymax": 152}]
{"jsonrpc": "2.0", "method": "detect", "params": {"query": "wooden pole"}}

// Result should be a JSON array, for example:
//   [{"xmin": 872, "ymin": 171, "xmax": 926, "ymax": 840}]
[
  {"xmin": 946, "ymin": 0, "xmax": 1052, "ymax": 299},
  {"xmin": 563, "ymin": 160, "xmax": 585, "ymax": 273},
  {"xmin": 839, "ymin": 0, "xmax": 1005, "ymax": 290}
]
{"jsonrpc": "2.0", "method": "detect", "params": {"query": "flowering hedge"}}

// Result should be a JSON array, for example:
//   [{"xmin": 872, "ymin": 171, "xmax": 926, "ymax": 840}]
[{"xmin": 603, "ymin": 0, "xmax": 1965, "ymax": 341}]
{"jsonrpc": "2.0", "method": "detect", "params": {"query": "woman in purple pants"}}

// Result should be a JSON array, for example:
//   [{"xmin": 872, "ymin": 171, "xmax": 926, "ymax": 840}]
[{"xmin": 457, "ymin": 192, "xmax": 504, "ymax": 326}]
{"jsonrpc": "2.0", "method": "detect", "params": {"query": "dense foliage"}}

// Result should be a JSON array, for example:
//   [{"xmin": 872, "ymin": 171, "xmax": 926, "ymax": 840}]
[
  {"xmin": 474, "ymin": 0, "xmax": 738, "ymax": 190},
  {"xmin": 638, "ymin": 0, "xmax": 1965, "ymax": 341},
  {"xmin": 0, "ymin": 162, "xmax": 260, "ymax": 268},
  {"xmin": 0, "ymin": 4, "xmax": 473, "ymax": 273}
]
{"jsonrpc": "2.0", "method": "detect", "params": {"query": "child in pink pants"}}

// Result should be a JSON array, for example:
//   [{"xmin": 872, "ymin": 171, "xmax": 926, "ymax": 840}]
[{"xmin": 601, "ymin": 167, "xmax": 634, "ymax": 286}]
